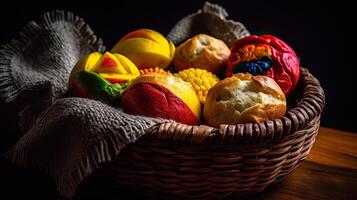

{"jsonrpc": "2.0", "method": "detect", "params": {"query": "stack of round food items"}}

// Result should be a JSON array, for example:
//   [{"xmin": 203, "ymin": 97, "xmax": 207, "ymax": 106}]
[{"xmin": 68, "ymin": 29, "xmax": 300, "ymax": 127}]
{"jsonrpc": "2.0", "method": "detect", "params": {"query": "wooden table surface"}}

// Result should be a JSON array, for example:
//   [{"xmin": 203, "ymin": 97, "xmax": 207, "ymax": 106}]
[{"xmin": 241, "ymin": 127, "xmax": 357, "ymax": 200}]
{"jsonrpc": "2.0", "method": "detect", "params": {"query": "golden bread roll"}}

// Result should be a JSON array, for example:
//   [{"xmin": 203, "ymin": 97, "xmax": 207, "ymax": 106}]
[
  {"xmin": 203, "ymin": 73, "xmax": 286, "ymax": 127},
  {"xmin": 173, "ymin": 34, "xmax": 230, "ymax": 73}
]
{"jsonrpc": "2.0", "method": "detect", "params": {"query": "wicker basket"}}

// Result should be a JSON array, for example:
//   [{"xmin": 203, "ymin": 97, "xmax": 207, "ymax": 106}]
[{"xmin": 99, "ymin": 67, "xmax": 325, "ymax": 199}]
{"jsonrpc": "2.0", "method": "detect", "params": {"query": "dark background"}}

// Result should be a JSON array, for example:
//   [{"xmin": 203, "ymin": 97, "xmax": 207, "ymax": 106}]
[
  {"xmin": 0, "ymin": 0, "xmax": 348, "ymax": 132},
  {"xmin": 0, "ymin": 0, "xmax": 350, "ymax": 199}
]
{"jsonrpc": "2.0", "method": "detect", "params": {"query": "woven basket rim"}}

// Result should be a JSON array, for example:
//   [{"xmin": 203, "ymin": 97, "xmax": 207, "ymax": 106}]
[{"xmin": 146, "ymin": 67, "xmax": 325, "ymax": 144}]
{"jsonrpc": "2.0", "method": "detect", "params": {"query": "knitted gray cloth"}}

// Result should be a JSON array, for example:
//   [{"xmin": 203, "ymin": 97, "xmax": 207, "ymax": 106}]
[
  {"xmin": 6, "ymin": 97, "xmax": 163, "ymax": 197},
  {"xmin": 167, "ymin": 2, "xmax": 250, "ymax": 46},
  {"xmin": 0, "ymin": 10, "xmax": 105, "ymax": 104},
  {"xmin": 1, "ymin": 2, "xmax": 249, "ymax": 198}
]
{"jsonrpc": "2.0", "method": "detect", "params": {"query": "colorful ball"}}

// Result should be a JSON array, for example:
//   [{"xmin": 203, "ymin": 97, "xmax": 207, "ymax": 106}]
[
  {"xmin": 226, "ymin": 35, "xmax": 300, "ymax": 95},
  {"xmin": 120, "ymin": 74, "xmax": 201, "ymax": 125}
]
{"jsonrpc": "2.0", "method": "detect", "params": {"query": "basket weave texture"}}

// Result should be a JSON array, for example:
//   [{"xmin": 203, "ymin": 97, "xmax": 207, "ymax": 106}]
[{"xmin": 103, "ymin": 67, "xmax": 325, "ymax": 199}]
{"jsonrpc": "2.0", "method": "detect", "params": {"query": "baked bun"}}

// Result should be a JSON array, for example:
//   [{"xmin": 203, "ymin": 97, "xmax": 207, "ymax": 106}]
[
  {"xmin": 173, "ymin": 34, "xmax": 230, "ymax": 73},
  {"xmin": 203, "ymin": 73, "xmax": 286, "ymax": 127}
]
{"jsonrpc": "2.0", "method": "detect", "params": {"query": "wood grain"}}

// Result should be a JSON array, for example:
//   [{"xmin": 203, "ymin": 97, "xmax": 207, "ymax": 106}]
[
  {"xmin": 307, "ymin": 127, "xmax": 357, "ymax": 170},
  {"xmin": 237, "ymin": 127, "xmax": 357, "ymax": 200}
]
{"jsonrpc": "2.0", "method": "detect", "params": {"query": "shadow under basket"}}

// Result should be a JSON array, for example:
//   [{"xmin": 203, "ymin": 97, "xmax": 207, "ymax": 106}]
[{"xmin": 101, "ymin": 67, "xmax": 325, "ymax": 199}]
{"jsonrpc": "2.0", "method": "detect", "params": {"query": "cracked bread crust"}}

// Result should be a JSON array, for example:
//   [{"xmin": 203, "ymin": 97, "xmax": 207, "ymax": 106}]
[{"xmin": 203, "ymin": 73, "xmax": 286, "ymax": 127}]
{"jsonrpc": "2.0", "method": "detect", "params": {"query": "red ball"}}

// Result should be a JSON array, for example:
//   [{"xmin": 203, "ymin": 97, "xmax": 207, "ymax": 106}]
[{"xmin": 226, "ymin": 35, "xmax": 300, "ymax": 95}]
